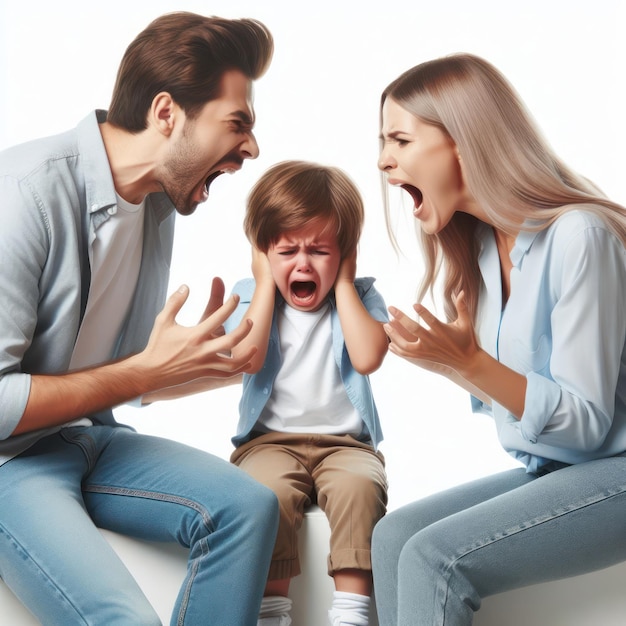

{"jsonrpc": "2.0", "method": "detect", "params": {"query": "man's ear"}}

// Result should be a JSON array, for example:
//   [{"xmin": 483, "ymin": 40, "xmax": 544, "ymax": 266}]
[{"xmin": 149, "ymin": 92, "xmax": 179, "ymax": 137}]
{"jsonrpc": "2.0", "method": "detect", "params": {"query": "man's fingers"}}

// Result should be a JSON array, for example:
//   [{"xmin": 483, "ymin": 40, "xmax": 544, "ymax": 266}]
[
  {"xmin": 200, "ymin": 277, "xmax": 226, "ymax": 323},
  {"xmin": 198, "ymin": 293, "xmax": 241, "ymax": 335},
  {"xmin": 199, "ymin": 317, "xmax": 254, "ymax": 360},
  {"xmin": 160, "ymin": 285, "xmax": 190, "ymax": 322},
  {"xmin": 211, "ymin": 344, "xmax": 258, "ymax": 375}
]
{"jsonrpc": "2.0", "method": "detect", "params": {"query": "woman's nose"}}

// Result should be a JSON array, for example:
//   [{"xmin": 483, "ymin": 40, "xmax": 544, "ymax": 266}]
[{"xmin": 378, "ymin": 146, "xmax": 395, "ymax": 171}]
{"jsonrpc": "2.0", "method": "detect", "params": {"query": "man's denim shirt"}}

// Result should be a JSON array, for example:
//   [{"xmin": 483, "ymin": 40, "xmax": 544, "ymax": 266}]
[
  {"xmin": 0, "ymin": 111, "xmax": 175, "ymax": 451},
  {"xmin": 224, "ymin": 277, "xmax": 388, "ymax": 450}
]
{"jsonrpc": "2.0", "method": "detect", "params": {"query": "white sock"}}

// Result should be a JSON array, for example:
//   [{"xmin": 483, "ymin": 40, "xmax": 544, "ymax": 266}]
[
  {"xmin": 328, "ymin": 590, "xmax": 370, "ymax": 626},
  {"xmin": 258, "ymin": 595, "xmax": 293, "ymax": 626}
]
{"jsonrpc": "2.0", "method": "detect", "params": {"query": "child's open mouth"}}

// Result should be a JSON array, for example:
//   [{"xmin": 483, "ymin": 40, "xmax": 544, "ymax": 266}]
[{"xmin": 290, "ymin": 281, "xmax": 317, "ymax": 304}]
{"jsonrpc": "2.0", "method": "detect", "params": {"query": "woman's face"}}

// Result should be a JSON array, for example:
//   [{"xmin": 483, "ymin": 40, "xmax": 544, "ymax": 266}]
[{"xmin": 378, "ymin": 98, "xmax": 471, "ymax": 234}]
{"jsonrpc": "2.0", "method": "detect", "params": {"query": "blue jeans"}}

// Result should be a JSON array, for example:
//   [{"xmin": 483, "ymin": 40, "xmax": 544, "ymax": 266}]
[
  {"xmin": 372, "ymin": 455, "xmax": 626, "ymax": 626},
  {"xmin": 0, "ymin": 425, "xmax": 279, "ymax": 625}
]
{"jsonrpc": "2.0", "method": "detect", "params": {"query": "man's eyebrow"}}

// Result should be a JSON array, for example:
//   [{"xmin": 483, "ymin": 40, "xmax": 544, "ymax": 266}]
[{"xmin": 231, "ymin": 109, "xmax": 255, "ymax": 127}]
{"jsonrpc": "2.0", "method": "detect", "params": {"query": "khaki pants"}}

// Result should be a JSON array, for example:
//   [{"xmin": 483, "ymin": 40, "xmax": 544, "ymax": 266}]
[{"xmin": 231, "ymin": 432, "xmax": 388, "ymax": 580}]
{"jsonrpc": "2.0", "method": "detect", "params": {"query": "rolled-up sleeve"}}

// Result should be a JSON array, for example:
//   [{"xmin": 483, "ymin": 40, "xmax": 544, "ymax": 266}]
[
  {"xmin": 0, "ymin": 175, "xmax": 47, "ymax": 438},
  {"xmin": 517, "ymin": 225, "xmax": 625, "ymax": 451}
]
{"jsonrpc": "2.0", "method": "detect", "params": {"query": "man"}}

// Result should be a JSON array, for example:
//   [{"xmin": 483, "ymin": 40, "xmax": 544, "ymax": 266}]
[{"xmin": 0, "ymin": 12, "xmax": 278, "ymax": 625}]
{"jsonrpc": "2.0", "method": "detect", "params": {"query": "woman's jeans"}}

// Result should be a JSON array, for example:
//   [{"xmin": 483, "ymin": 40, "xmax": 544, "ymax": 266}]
[
  {"xmin": 372, "ymin": 455, "xmax": 626, "ymax": 626},
  {"xmin": 0, "ymin": 425, "xmax": 279, "ymax": 626}
]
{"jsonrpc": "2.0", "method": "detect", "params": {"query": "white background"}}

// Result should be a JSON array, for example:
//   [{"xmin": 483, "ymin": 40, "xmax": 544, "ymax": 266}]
[{"xmin": 1, "ymin": 0, "xmax": 624, "ymax": 512}]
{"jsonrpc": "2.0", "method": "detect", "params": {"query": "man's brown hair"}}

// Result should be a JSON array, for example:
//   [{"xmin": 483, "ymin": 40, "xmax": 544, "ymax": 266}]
[{"xmin": 108, "ymin": 12, "xmax": 273, "ymax": 131}]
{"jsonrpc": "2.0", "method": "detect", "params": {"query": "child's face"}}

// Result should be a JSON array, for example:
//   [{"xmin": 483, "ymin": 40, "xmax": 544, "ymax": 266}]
[{"xmin": 267, "ymin": 219, "xmax": 341, "ymax": 312}]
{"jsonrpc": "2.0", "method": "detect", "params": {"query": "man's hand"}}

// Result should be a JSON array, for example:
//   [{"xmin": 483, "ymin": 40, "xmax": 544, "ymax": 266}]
[
  {"xmin": 138, "ymin": 284, "xmax": 257, "ymax": 389},
  {"xmin": 199, "ymin": 277, "xmax": 227, "ymax": 329}
]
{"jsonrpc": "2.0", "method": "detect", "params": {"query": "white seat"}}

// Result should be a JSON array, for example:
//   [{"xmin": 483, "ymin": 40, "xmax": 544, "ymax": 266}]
[
  {"xmin": 3, "ymin": 511, "xmax": 625, "ymax": 625},
  {"xmin": 0, "ymin": 506, "xmax": 377, "ymax": 626},
  {"xmin": 474, "ymin": 560, "xmax": 626, "ymax": 626}
]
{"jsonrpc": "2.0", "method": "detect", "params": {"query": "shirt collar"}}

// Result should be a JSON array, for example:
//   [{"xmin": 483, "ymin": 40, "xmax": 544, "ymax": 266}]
[
  {"xmin": 477, "ymin": 220, "xmax": 542, "ymax": 268},
  {"xmin": 77, "ymin": 110, "xmax": 175, "ymax": 225},
  {"xmin": 510, "ymin": 224, "xmax": 542, "ymax": 267},
  {"xmin": 76, "ymin": 110, "xmax": 118, "ymax": 216}
]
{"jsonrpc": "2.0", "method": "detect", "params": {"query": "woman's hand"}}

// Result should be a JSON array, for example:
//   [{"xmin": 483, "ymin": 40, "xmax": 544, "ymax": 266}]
[
  {"xmin": 384, "ymin": 292, "xmax": 481, "ymax": 378},
  {"xmin": 385, "ymin": 292, "xmax": 527, "ymax": 415}
]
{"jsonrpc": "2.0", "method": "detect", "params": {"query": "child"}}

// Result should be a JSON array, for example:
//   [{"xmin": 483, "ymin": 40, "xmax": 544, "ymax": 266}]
[{"xmin": 224, "ymin": 160, "xmax": 389, "ymax": 626}]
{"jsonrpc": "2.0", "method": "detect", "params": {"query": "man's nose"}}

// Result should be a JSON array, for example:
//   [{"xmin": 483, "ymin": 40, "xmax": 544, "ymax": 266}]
[{"xmin": 241, "ymin": 131, "xmax": 260, "ymax": 160}]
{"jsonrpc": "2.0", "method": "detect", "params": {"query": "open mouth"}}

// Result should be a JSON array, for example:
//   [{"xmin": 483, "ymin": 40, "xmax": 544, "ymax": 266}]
[
  {"xmin": 401, "ymin": 183, "xmax": 423, "ymax": 208},
  {"xmin": 291, "ymin": 281, "xmax": 317, "ymax": 301},
  {"xmin": 204, "ymin": 170, "xmax": 224, "ymax": 196}
]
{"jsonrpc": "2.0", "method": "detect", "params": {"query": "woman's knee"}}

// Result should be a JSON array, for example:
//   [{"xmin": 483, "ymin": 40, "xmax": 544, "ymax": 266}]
[{"xmin": 372, "ymin": 511, "xmax": 404, "ymax": 561}]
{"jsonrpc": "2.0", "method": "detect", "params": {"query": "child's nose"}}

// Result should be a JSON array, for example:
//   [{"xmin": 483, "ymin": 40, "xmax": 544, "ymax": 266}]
[{"xmin": 295, "ymin": 252, "xmax": 312, "ymax": 272}]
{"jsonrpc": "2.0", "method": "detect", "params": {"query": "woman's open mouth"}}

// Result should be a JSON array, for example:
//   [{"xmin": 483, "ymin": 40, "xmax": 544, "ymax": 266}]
[{"xmin": 401, "ymin": 183, "xmax": 423, "ymax": 210}]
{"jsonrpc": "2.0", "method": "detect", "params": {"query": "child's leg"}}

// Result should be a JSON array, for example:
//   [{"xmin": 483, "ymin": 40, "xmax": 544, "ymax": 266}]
[
  {"xmin": 333, "ymin": 568, "xmax": 372, "ymax": 595},
  {"xmin": 330, "ymin": 571, "xmax": 374, "ymax": 626},
  {"xmin": 313, "ymin": 438, "xmax": 388, "ymax": 625},
  {"xmin": 231, "ymin": 434, "xmax": 315, "ymax": 624}
]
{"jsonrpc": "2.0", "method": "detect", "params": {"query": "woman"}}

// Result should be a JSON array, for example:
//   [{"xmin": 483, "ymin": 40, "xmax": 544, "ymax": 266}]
[{"xmin": 372, "ymin": 53, "xmax": 626, "ymax": 625}]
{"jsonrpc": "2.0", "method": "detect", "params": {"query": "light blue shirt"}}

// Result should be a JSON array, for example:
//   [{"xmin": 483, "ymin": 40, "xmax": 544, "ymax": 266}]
[
  {"xmin": 0, "ymin": 111, "xmax": 175, "ymax": 453},
  {"xmin": 224, "ymin": 277, "xmax": 388, "ymax": 449},
  {"xmin": 472, "ymin": 208, "xmax": 626, "ymax": 472}
]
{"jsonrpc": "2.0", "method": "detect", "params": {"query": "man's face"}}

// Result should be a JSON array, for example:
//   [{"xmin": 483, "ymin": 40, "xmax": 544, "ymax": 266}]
[
  {"xmin": 159, "ymin": 69, "xmax": 259, "ymax": 215},
  {"xmin": 266, "ymin": 219, "xmax": 341, "ymax": 312}
]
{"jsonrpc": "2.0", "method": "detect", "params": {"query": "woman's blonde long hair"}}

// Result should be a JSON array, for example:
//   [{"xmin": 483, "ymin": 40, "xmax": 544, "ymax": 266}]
[{"xmin": 381, "ymin": 53, "xmax": 626, "ymax": 322}]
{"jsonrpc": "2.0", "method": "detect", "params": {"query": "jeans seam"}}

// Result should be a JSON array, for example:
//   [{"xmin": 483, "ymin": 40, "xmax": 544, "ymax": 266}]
[
  {"xmin": 83, "ymin": 486, "xmax": 213, "ymax": 625},
  {"xmin": 439, "ymin": 487, "xmax": 626, "ymax": 619},
  {"xmin": 176, "ymin": 550, "xmax": 202, "ymax": 626},
  {"xmin": 81, "ymin": 485, "xmax": 215, "ymax": 532},
  {"xmin": 455, "ymin": 486, "xmax": 626, "ymax": 561}
]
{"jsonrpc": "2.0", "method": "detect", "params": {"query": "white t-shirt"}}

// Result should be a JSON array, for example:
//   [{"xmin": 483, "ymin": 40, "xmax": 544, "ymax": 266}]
[
  {"xmin": 258, "ymin": 302, "xmax": 361, "ymax": 435},
  {"xmin": 70, "ymin": 195, "xmax": 145, "ymax": 369}
]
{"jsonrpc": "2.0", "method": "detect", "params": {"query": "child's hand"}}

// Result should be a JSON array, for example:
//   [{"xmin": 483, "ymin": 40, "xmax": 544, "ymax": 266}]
[
  {"xmin": 251, "ymin": 246, "xmax": 274, "ymax": 286},
  {"xmin": 336, "ymin": 248, "xmax": 357, "ymax": 286}
]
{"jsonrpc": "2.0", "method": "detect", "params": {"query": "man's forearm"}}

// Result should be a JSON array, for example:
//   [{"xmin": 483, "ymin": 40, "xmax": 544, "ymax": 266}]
[
  {"xmin": 142, "ymin": 373, "xmax": 243, "ymax": 404},
  {"xmin": 13, "ymin": 355, "xmax": 149, "ymax": 435}
]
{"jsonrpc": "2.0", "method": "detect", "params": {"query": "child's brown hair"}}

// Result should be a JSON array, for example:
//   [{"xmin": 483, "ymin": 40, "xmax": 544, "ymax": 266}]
[{"xmin": 245, "ymin": 160, "xmax": 364, "ymax": 257}]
